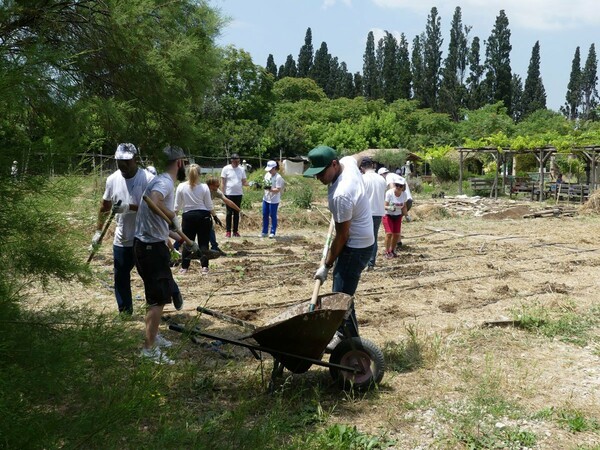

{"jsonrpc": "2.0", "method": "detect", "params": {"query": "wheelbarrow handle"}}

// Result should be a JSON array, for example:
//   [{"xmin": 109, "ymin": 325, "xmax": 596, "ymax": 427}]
[{"xmin": 309, "ymin": 217, "xmax": 335, "ymax": 312}]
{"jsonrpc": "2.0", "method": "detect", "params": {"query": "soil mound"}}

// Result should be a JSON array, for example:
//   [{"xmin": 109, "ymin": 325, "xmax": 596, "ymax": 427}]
[
  {"xmin": 412, "ymin": 204, "xmax": 454, "ymax": 220},
  {"xmin": 481, "ymin": 205, "xmax": 533, "ymax": 220},
  {"xmin": 580, "ymin": 191, "xmax": 600, "ymax": 214}
]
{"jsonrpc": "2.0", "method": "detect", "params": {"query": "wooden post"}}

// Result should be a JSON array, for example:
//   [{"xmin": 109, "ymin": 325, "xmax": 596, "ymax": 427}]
[{"xmin": 458, "ymin": 149, "xmax": 464, "ymax": 195}]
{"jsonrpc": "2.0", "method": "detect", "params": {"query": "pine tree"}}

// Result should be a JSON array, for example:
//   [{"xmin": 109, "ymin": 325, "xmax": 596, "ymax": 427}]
[
  {"xmin": 466, "ymin": 36, "xmax": 485, "ymax": 109},
  {"xmin": 511, "ymin": 74, "xmax": 524, "ymax": 121},
  {"xmin": 279, "ymin": 54, "xmax": 297, "ymax": 78},
  {"xmin": 484, "ymin": 10, "xmax": 512, "ymax": 113},
  {"xmin": 397, "ymin": 33, "xmax": 412, "ymax": 99},
  {"xmin": 411, "ymin": 34, "xmax": 425, "ymax": 105},
  {"xmin": 521, "ymin": 41, "xmax": 546, "ymax": 118},
  {"xmin": 311, "ymin": 41, "xmax": 331, "ymax": 94},
  {"xmin": 422, "ymin": 7, "xmax": 443, "ymax": 109},
  {"xmin": 266, "ymin": 54, "xmax": 278, "ymax": 79},
  {"xmin": 562, "ymin": 47, "xmax": 582, "ymax": 120},
  {"xmin": 381, "ymin": 31, "xmax": 399, "ymax": 103},
  {"xmin": 297, "ymin": 27, "xmax": 314, "ymax": 77},
  {"xmin": 581, "ymin": 43, "xmax": 598, "ymax": 120},
  {"xmin": 439, "ymin": 7, "xmax": 470, "ymax": 120},
  {"xmin": 362, "ymin": 31, "xmax": 378, "ymax": 99}
]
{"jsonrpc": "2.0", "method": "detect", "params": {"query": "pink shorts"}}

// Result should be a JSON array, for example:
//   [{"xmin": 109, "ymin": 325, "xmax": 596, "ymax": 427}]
[{"xmin": 383, "ymin": 214, "xmax": 402, "ymax": 234}]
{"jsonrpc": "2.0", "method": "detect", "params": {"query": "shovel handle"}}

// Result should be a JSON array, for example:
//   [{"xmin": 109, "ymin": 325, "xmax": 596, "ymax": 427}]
[
  {"xmin": 86, "ymin": 200, "xmax": 121, "ymax": 264},
  {"xmin": 309, "ymin": 217, "xmax": 336, "ymax": 311},
  {"xmin": 142, "ymin": 195, "xmax": 193, "ymax": 246}
]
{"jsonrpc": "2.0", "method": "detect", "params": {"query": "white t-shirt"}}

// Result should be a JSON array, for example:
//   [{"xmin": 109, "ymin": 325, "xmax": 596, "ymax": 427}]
[
  {"xmin": 263, "ymin": 172, "xmax": 285, "ymax": 204},
  {"xmin": 385, "ymin": 188, "xmax": 408, "ymax": 217},
  {"xmin": 385, "ymin": 173, "xmax": 412, "ymax": 200},
  {"xmin": 220, "ymin": 164, "xmax": 247, "ymax": 196},
  {"xmin": 102, "ymin": 168, "xmax": 152, "ymax": 247},
  {"xmin": 175, "ymin": 182, "xmax": 213, "ymax": 214},
  {"xmin": 328, "ymin": 156, "xmax": 374, "ymax": 249},
  {"xmin": 362, "ymin": 169, "xmax": 386, "ymax": 217},
  {"xmin": 134, "ymin": 173, "xmax": 175, "ymax": 244}
]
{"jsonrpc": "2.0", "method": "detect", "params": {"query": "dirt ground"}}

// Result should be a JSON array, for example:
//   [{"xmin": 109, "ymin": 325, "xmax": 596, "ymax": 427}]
[{"xmin": 24, "ymin": 195, "xmax": 600, "ymax": 449}]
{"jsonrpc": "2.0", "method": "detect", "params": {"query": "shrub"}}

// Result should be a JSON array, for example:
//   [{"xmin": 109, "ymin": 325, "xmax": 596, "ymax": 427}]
[{"xmin": 431, "ymin": 157, "xmax": 460, "ymax": 182}]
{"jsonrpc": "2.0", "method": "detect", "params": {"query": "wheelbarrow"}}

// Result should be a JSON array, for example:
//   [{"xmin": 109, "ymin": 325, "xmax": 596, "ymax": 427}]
[{"xmin": 168, "ymin": 292, "xmax": 385, "ymax": 391}]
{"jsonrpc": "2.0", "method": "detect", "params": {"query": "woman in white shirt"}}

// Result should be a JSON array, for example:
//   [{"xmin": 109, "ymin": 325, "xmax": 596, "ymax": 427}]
[
  {"xmin": 261, "ymin": 160, "xmax": 285, "ymax": 238},
  {"xmin": 383, "ymin": 181, "xmax": 408, "ymax": 258},
  {"xmin": 175, "ymin": 164, "xmax": 214, "ymax": 274}
]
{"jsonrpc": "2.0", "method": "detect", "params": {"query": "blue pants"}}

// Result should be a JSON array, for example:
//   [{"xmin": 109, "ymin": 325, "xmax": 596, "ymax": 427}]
[
  {"xmin": 369, "ymin": 216, "xmax": 382, "ymax": 268},
  {"xmin": 113, "ymin": 245, "xmax": 135, "ymax": 314},
  {"xmin": 262, "ymin": 201, "xmax": 279, "ymax": 235},
  {"xmin": 332, "ymin": 244, "xmax": 374, "ymax": 337}
]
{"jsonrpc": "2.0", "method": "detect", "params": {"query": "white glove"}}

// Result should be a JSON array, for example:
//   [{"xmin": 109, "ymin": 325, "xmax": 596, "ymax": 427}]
[
  {"xmin": 314, "ymin": 265, "xmax": 330, "ymax": 283},
  {"xmin": 112, "ymin": 202, "xmax": 129, "ymax": 214},
  {"xmin": 169, "ymin": 215, "xmax": 180, "ymax": 231},
  {"xmin": 385, "ymin": 205, "xmax": 396, "ymax": 212},
  {"xmin": 405, "ymin": 215, "xmax": 412, "ymax": 222},
  {"xmin": 184, "ymin": 241, "xmax": 200, "ymax": 256},
  {"xmin": 91, "ymin": 230, "xmax": 103, "ymax": 246}
]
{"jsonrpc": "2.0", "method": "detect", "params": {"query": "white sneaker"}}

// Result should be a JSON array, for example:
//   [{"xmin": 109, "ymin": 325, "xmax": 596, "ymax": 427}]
[
  {"xmin": 259, "ymin": 233, "xmax": 267, "ymax": 238},
  {"xmin": 155, "ymin": 333, "xmax": 173, "ymax": 348},
  {"xmin": 141, "ymin": 346, "xmax": 174, "ymax": 365},
  {"xmin": 268, "ymin": 233, "xmax": 275, "ymax": 238},
  {"xmin": 325, "ymin": 332, "xmax": 343, "ymax": 353}
]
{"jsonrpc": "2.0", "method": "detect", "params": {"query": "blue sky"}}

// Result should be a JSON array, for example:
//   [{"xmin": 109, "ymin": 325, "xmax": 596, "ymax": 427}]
[{"xmin": 211, "ymin": 0, "xmax": 599, "ymax": 111}]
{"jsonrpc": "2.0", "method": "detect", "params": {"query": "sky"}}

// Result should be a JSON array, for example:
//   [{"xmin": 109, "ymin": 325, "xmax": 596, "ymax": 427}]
[{"xmin": 210, "ymin": 0, "xmax": 600, "ymax": 112}]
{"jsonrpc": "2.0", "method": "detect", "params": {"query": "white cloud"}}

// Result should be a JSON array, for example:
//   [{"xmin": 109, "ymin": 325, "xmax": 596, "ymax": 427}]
[
  {"xmin": 370, "ymin": 0, "xmax": 600, "ymax": 30},
  {"xmin": 322, "ymin": 0, "xmax": 352, "ymax": 9}
]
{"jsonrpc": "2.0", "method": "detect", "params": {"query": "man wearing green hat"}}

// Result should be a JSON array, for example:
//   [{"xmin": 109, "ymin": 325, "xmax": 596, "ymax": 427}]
[{"xmin": 304, "ymin": 146, "xmax": 374, "ymax": 346}]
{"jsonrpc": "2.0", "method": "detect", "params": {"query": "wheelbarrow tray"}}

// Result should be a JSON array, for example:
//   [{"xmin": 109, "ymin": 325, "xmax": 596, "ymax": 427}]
[{"xmin": 250, "ymin": 292, "xmax": 352, "ymax": 373}]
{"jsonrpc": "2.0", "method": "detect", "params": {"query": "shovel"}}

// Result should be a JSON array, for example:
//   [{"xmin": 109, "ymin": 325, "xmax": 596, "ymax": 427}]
[
  {"xmin": 143, "ymin": 195, "xmax": 221, "ymax": 260},
  {"xmin": 86, "ymin": 200, "xmax": 121, "ymax": 264},
  {"xmin": 309, "ymin": 217, "xmax": 335, "ymax": 312}
]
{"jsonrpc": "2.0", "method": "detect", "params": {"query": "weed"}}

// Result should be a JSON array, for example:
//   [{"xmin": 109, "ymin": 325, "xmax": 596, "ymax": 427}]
[
  {"xmin": 557, "ymin": 409, "xmax": 600, "ymax": 433},
  {"xmin": 307, "ymin": 423, "xmax": 396, "ymax": 449},
  {"xmin": 383, "ymin": 324, "xmax": 441, "ymax": 372}
]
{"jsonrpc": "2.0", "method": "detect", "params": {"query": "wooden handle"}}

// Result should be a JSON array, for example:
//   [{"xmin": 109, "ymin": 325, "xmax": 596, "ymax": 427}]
[
  {"xmin": 309, "ymin": 217, "xmax": 336, "ymax": 311},
  {"xmin": 142, "ymin": 195, "xmax": 193, "ymax": 246},
  {"xmin": 86, "ymin": 200, "xmax": 121, "ymax": 264}
]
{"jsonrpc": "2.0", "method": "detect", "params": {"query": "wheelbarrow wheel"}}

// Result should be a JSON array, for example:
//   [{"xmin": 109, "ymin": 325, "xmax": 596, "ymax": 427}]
[{"xmin": 329, "ymin": 337, "xmax": 384, "ymax": 391}]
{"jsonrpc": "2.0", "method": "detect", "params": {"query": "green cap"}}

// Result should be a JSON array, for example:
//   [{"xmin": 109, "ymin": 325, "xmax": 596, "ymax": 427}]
[{"xmin": 303, "ymin": 146, "xmax": 337, "ymax": 177}]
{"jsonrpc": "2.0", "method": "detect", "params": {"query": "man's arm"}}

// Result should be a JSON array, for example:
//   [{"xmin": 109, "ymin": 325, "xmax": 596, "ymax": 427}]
[
  {"xmin": 149, "ymin": 190, "xmax": 175, "ymax": 222},
  {"xmin": 221, "ymin": 176, "xmax": 227, "ymax": 194},
  {"xmin": 325, "ymin": 220, "xmax": 350, "ymax": 268},
  {"xmin": 95, "ymin": 199, "xmax": 112, "ymax": 230}
]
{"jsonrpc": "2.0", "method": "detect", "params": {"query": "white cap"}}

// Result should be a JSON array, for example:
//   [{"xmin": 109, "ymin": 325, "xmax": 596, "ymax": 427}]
[
  {"xmin": 146, "ymin": 165, "xmax": 157, "ymax": 176},
  {"xmin": 377, "ymin": 167, "xmax": 389, "ymax": 175},
  {"xmin": 115, "ymin": 143, "xmax": 137, "ymax": 160},
  {"xmin": 265, "ymin": 160, "xmax": 277, "ymax": 171}
]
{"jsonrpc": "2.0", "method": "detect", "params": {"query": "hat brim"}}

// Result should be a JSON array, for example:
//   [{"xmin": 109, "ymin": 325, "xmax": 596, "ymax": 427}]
[
  {"xmin": 303, "ymin": 166, "xmax": 327, "ymax": 177},
  {"xmin": 115, "ymin": 153, "xmax": 135, "ymax": 160}
]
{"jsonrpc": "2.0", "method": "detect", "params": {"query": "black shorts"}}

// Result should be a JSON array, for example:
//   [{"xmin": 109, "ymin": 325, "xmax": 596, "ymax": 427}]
[{"xmin": 133, "ymin": 239, "xmax": 174, "ymax": 307}]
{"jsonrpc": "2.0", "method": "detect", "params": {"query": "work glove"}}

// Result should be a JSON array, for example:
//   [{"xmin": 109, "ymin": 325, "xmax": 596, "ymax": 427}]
[
  {"xmin": 111, "ymin": 202, "xmax": 129, "ymax": 214},
  {"xmin": 184, "ymin": 241, "xmax": 200, "ymax": 256},
  {"xmin": 212, "ymin": 215, "xmax": 223, "ymax": 227},
  {"xmin": 91, "ymin": 230, "xmax": 103, "ymax": 246},
  {"xmin": 314, "ymin": 265, "xmax": 330, "ymax": 283},
  {"xmin": 385, "ymin": 205, "xmax": 396, "ymax": 212},
  {"xmin": 404, "ymin": 215, "xmax": 412, "ymax": 222},
  {"xmin": 169, "ymin": 215, "xmax": 180, "ymax": 231}
]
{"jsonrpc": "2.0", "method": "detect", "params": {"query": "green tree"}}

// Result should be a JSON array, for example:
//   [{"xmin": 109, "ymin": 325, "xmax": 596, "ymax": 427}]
[
  {"xmin": 484, "ymin": 10, "xmax": 513, "ymax": 113},
  {"xmin": 422, "ymin": 7, "xmax": 443, "ymax": 109},
  {"xmin": 466, "ymin": 36, "xmax": 486, "ymax": 109},
  {"xmin": 273, "ymin": 77, "xmax": 326, "ymax": 102},
  {"xmin": 581, "ymin": 43, "xmax": 598, "ymax": 120},
  {"xmin": 511, "ymin": 74, "xmax": 524, "ymax": 122},
  {"xmin": 311, "ymin": 41, "xmax": 331, "ymax": 94},
  {"xmin": 562, "ymin": 47, "xmax": 582, "ymax": 120},
  {"xmin": 278, "ymin": 54, "xmax": 298, "ymax": 78},
  {"xmin": 411, "ymin": 34, "xmax": 425, "ymax": 105},
  {"xmin": 297, "ymin": 27, "xmax": 314, "ymax": 78},
  {"xmin": 353, "ymin": 72, "xmax": 364, "ymax": 97},
  {"xmin": 397, "ymin": 33, "xmax": 412, "ymax": 100},
  {"xmin": 381, "ymin": 31, "xmax": 400, "ymax": 103},
  {"xmin": 266, "ymin": 54, "xmax": 278, "ymax": 79},
  {"xmin": 521, "ymin": 41, "xmax": 547, "ymax": 118},
  {"xmin": 362, "ymin": 31, "xmax": 378, "ymax": 99}
]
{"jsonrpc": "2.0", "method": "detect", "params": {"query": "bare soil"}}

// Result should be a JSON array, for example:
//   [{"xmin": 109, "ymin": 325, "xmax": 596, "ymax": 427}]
[{"xmin": 23, "ymin": 196, "xmax": 600, "ymax": 449}]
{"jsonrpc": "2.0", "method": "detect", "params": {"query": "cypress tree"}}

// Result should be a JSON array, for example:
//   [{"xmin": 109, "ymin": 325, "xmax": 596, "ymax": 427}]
[
  {"xmin": 563, "ymin": 47, "xmax": 582, "ymax": 120},
  {"xmin": 511, "ymin": 74, "xmax": 524, "ymax": 122},
  {"xmin": 279, "ymin": 54, "xmax": 297, "ymax": 78},
  {"xmin": 375, "ymin": 37, "xmax": 385, "ymax": 99},
  {"xmin": 311, "ymin": 41, "xmax": 331, "ymax": 94},
  {"xmin": 353, "ymin": 72, "xmax": 363, "ymax": 97},
  {"xmin": 381, "ymin": 31, "xmax": 400, "ymax": 103},
  {"xmin": 362, "ymin": 31, "xmax": 378, "ymax": 99},
  {"xmin": 266, "ymin": 54, "xmax": 278, "ymax": 79},
  {"xmin": 324, "ymin": 55, "xmax": 338, "ymax": 98},
  {"xmin": 335, "ymin": 62, "xmax": 355, "ymax": 98},
  {"xmin": 466, "ymin": 36, "xmax": 485, "ymax": 109},
  {"xmin": 484, "ymin": 10, "xmax": 512, "ymax": 113},
  {"xmin": 422, "ymin": 7, "xmax": 443, "ymax": 109},
  {"xmin": 297, "ymin": 27, "xmax": 314, "ymax": 77},
  {"xmin": 411, "ymin": 34, "xmax": 425, "ymax": 105},
  {"xmin": 581, "ymin": 43, "xmax": 598, "ymax": 120},
  {"xmin": 522, "ymin": 41, "xmax": 546, "ymax": 117},
  {"xmin": 397, "ymin": 33, "xmax": 412, "ymax": 99}
]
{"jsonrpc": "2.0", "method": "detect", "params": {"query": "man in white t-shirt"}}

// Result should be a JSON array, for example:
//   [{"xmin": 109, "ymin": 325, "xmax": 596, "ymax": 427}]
[
  {"xmin": 91, "ymin": 143, "xmax": 152, "ymax": 315},
  {"xmin": 220, "ymin": 153, "xmax": 248, "ymax": 237},
  {"xmin": 360, "ymin": 157, "xmax": 387, "ymax": 270},
  {"xmin": 304, "ymin": 146, "xmax": 374, "ymax": 340}
]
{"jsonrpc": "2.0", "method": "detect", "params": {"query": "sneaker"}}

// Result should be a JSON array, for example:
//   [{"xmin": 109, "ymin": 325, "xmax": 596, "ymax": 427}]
[
  {"xmin": 225, "ymin": 232, "xmax": 231, "ymax": 238},
  {"xmin": 391, "ymin": 251, "xmax": 398, "ymax": 258},
  {"xmin": 233, "ymin": 232, "xmax": 241, "ymax": 237},
  {"xmin": 155, "ymin": 333, "xmax": 173, "ymax": 348},
  {"xmin": 201, "ymin": 267, "xmax": 209, "ymax": 275},
  {"xmin": 259, "ymin": 233, "xmax": 267, "ymax": 238},
  {"xmin": 178, "ymin": 268, "xmax": 188, "ymax": 275},
  {"xmin": 268, "ymin": 233, "xmax": 275, "ymax": 238},
  {"xmin": 172, "ymin": 291, "xmax": 183, "ymax": 311},
  {"xmin": 325, "ymin": 332, "xmax": 343, "ymax": 353},
  {"xmin": 141, "ymin": 346, "xmax": 174, "ymax": 365}
]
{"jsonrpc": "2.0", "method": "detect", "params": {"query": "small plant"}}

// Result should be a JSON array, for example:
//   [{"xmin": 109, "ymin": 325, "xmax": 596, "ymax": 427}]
[
  {"xmin": 383, "ymin": 324, "xmax": 440, "ymax": 372},
  {"xmin": 558, "ymin": 409, "xmax": 600, "ymax": 433},
  {"xmin": 430, "ymin": 157, "xmax": 460, "ymax": 182},
  {"xmin": 309, "ymin": 423, "xmax": 395, "ymax": 449},
  {"xmin": 290, "ymin": 183, "xmax": 313, "ymax": 209}
]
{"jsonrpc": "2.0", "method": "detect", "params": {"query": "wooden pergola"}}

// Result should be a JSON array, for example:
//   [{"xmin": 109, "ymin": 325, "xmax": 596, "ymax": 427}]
[{"xmin": 456, "ymin": 146, "xmax": 600, "ymax": 200}]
